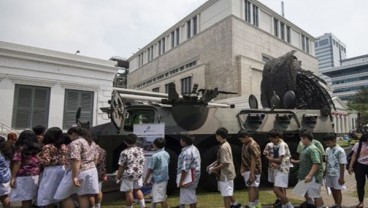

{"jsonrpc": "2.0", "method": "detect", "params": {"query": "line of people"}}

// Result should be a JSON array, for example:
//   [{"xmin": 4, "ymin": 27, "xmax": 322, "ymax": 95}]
[
  {"xmin": 0, "ymin": 126, "xmax": 107, "ymax": 208},
  {"xmin": 1, "ymin": 126, "xmax": 367, "ymax": 208}
]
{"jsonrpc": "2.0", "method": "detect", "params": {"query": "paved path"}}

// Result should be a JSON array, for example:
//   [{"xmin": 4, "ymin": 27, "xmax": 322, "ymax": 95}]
[{"xmin": 281, "ymin": 170, "xmax": 368, "ymax": 208}]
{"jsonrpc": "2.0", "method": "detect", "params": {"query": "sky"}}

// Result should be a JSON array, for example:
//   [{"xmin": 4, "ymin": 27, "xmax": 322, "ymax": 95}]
[{"xmin": 0, "ymin": 0, "xmax": 367, "ymax": 60}]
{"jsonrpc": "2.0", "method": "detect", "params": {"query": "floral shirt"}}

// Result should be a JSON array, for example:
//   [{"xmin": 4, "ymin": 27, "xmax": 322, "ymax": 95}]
[
  {"xmin": 273, "ymin": 140, "xmax": 291, "ymax": 174},
  {"xmin": 177, "ymin": 145, "xmax": 201, "ymax": 189},
  {"xmin": 325, "ymin": 145, "xmax": 347, "ymax": 177},
  {"xmin": 68, "ymin": 138, "xmax": 97, "ymax": 171},
  {"xmin": 298, "ymin": 143, "xmax": 324, "ymax": 183},
  {"xmin": 0, "ymin": 153, "xmax": 10, "ymax": 183},
  {"xmin": 118, "ymin": 146, "xmax": 145, "ymax": 180},
  {"xmin": 38, "ymin": 144, "xmax": 68, "ymax": 167},
  {"xmin": 263, "ymin": 142, "xmax": 274, "ymax": 174},
  {"xmin": 95, "ymin": 145, "xmax": 107, "ymax": 181},
  {"xmin": 241, "ymin": 138, "xmax": 262, "ymax": 174},
  {"xmin": 12, "ymin": 150, "xmax": 41, "ymax": 176}
]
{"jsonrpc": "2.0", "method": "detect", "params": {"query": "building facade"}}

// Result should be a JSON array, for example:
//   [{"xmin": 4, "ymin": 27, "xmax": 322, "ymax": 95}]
[
  {"xmin": 0, "ymin": 41, "xmax": 117, "ymax": 132},
  {"xmin": 321, "ymin": 54, "xmax": 368, "ymax": 101},
  {"xmin": 315, "ymin": 33, "xmax": 347, "ymax": 70},
  {"xmin": 127, "ymin": 0, "xmax": 318, "ymax": 100}
]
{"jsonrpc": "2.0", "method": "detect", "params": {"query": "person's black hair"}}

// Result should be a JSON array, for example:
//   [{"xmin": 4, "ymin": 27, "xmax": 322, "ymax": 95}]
[
  {"xmin": 43, "ymin": 127, "xmax": 65, "ymax": 149},
  {"xmin": 63, "ymin": 133, "xmax": 72, "ymax": 145},
  {"xmin": 268, "ymin": 129, "xmax": 283, "ymax": 139},
  {"xmin": 0, "ymin": 136, "xmax": 5, "ymax": 143},
  {"xmin": 32, "ymin": 125, "xmax": 46, "ymax": 136},
  {"xmin": 16, "ymin": 130, "xmax": 41, "ymax": 158},
  {"xmin": 154, "ymin": 137, "xmax": 166, "ymax": 149},
  {"xmin": 238, "ymin": 129, "xmax": 251, "ymax": 138},
  {"xmin": 299, "ymin": 129, "xmax": 314, "ymax": 141},
  {"xmin": 216, "ymin": 127, "xmax": 228, "ymax": 139},
  {"xmin": 322, "ymin": 133, "xmax": 336, "ymax": 142},
  {"xmin": 360, "ymin": 132, "xmax": 368, "ymax": 142},
  {"xmin": 67, "ymin": 127, "xmax": 93, "ymax": 145},
  {"xmin": 125, "ymin": 134, "xmax": 138, "ymax": 145},
  {"xmin": 181, "ymin": 135, "xmax": 194, "ymax": 146}
]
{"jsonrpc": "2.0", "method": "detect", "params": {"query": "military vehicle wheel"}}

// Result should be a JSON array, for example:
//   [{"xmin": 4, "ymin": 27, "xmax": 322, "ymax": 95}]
[{"xmin": 166, "ymin": 148, "xmax": 178, "ymax": 195}]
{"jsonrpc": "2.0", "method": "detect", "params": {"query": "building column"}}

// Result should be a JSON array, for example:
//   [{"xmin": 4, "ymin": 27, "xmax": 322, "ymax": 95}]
[{"xmin": 333, "ymin": 115, "xmax": 337, "ymax": 133}]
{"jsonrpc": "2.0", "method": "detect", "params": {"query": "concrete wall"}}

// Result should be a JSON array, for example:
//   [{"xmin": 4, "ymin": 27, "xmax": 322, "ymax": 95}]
[{"xmin": 128, "ymin": 17, "xmax": 234, "ymax": 94}]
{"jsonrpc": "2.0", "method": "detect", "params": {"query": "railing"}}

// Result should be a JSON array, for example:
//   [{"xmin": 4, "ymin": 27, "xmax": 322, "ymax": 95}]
[{"xmin": 0, "ymin": 122, "xmax": 18, "ymax": 138}]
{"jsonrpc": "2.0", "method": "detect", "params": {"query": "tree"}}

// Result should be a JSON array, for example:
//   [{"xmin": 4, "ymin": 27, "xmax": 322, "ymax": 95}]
[{"xmin": 348, "ymin": 88, "xmax": 368, "ymax": 129}]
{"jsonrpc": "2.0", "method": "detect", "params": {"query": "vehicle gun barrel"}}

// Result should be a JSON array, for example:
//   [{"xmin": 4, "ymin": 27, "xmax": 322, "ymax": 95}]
[{"xmin": 113, "ymin": 87, "xmax": 183, "ymax": 98}]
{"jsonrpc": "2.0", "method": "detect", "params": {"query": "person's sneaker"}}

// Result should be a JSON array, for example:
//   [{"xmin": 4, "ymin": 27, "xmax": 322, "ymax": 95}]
[
  {"xmin": 230, "ymin": 203, "xmax": 243, "ymax": 208},
  {"xmin": 274, "ymin": 199, "xmax": 282, "ymax": 208}
]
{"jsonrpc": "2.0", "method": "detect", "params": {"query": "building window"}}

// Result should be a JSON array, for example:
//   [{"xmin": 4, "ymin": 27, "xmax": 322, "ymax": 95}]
[
  {"xmin": 165, "ymin": 82, "xmax": 174, "ymax": 93},
  {"xmin": 158, "ymin": 40, "xmax": 162, "ymax": 56},
  {"xmin": 152, "ymin": 87, "xmax": 160, "ymax": 92},
  {"xmin": 187, "ymin": 20, "xmax": 191, "ymax": 39},
  {"xmin": 63, "ymin": 89, "xmax": 94, "ymax": 129},
  {"xmin": 147, "ymin": 48, "xmax": 151, "ymax": 62},
  {"xmin": 12, "ymin": 85, "xmax": 50, "ymax": 129},
  {"xmin": 181, "ymin": 77, "xmax": 192, "ymax": 94},
  {"xmin": 252, "ymin": 4, "xmax": 259, "ymax": 26},
  {"xmin": 162, "ymin": 37, "xmax": 166, "ymax": 53},
  {"xmin": 171, "ymin": 31, "xmax": 175, "ymax": 48},
  {"xmin": 245, "ymin": 0, "xmax": 251, "ymax": 23},
  {"xmin": 274, "ymin": 18, "xmax": 279, "ymax": 37},
  {"xmin": 280, "ymin": 22, "xmax": 285, "ymax": 40},
  {"xmin": 176, "ymin": 28, "xmax": 180, "ymax": 46},
  {"xmin": 301, "ymin": 35, "xmax": 305, "ymax": 51},
  {"xmin": 150, "ymin": 46, "xmax": 154, "ymax": 60},
  {"xmin": 306, "ymin": 37, "xmax": 309, "ymax": 53},
  {"xmin": 193, "ymin": 16, "xmax": 198, "ymax": 35},
  {"xmin": 286, "ymin": 26, "xmax": 291, "ymax": 43}
]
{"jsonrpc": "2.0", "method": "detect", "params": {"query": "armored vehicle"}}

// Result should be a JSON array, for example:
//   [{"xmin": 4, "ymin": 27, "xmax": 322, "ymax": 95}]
[{"xmin": 91, "ymin": 51, "xmax": 335, "ymax": 193}]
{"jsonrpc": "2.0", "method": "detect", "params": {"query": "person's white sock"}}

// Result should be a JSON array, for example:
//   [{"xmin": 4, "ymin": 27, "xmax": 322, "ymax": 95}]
[
  {"xmin": 232, "ymin": 201, "xmax": 238, "ymax": 205},
  {"xmin": 95, "ymin": 203, "xmax": 101, "ymax": 208},
  {"xmin": 139, "ymin": 199, "xmax": 146, "ymax": 208}
]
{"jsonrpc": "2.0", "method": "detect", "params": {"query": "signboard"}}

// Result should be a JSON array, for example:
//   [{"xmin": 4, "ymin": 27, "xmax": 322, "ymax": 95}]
[{"xmin": 133, "ymin": 123, "xmax": 165, "ymax": 196}]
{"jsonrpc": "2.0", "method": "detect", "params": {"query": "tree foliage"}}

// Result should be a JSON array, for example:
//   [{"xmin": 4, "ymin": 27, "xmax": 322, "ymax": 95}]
[{"xmin": 348, "ymin": 88, "xmax": 368, "ymax": 128}]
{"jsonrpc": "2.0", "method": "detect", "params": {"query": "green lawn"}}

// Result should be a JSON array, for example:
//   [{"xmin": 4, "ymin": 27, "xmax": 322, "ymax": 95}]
[{"xmin": 104, "ymin": 188, "xmax": 303, "ymax": 207}]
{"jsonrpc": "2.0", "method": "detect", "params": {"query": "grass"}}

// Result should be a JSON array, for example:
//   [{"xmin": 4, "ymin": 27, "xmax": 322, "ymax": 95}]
[
  {"xmin": 104, "ymin": 188, "xmax": 303, "ymax": 207},
  {"xmin": 336, "ymin": 139, "xmax": 352, "ymax": 147}
]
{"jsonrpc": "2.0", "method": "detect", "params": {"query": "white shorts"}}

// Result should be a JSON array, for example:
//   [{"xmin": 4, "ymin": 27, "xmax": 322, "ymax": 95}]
[
  {"xmin": 54, "ymin": 168, "xmax": 99, "ymax": 200},
  {"xmin": 37, "ymin": 165, "xmax": 66, "ymax": 206},
  {"xmin": 0, "ymin": 182, "xmax": 11, "ymax": 197},
  {"xmin": 325, "ymin": 176, "xmax": 343, "ymax": 190},
  {"xmin": 218, "ymin": 180, "xmax": 234, "ymax": 196},
  {"xmin": 274, "ymin": 170, "xmax": 289, "ymax": 188},
  {"xmin": 180, "ymin": 188, "xmax": 197, "ymax": 205},
  {"xmin": 10, "ymin": 175, "xmax": 39, "ymax": 202},
  {"xmin": 243, "ymin": 171, "xmax": 260, "ymax": 187},
  {"xmin": 152, "ymin": 181, "xmax": 168, "ymax": 203},
  {"xmin": 299, "ymin": 177, "xmax": 321, "ymax": 198},
  {"xmin": 119, "ymin": 178, "xmax": 143, "ymax": 192}
]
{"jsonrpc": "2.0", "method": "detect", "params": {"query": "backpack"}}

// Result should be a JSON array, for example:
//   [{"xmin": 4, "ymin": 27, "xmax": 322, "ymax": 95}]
[{"xmin": 346, "ymin": 140, "xmax": 363, "ymax": 170}]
